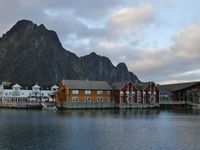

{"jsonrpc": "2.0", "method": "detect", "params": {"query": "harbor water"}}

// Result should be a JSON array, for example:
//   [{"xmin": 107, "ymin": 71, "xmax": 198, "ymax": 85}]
[{"xmin": 0, "ymin": 109, "xmax": 200, "ymax": 150}]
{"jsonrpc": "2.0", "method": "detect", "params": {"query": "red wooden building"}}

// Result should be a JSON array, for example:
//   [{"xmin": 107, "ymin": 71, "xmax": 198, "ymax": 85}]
[{"xmin": 112, "ymin": 81, "xmax": 160, "ymax": 105}]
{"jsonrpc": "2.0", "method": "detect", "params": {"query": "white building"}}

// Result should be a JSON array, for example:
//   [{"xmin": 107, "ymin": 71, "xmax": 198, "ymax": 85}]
[{"xmin": 0, "ymin": 82, "xmax": 58, "ymax": 102}]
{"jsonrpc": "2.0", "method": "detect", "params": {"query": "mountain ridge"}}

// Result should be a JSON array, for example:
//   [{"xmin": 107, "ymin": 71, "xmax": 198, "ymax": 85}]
[{"xmin": 0, "ymin": 19, "xmax": 140, "ymax": 85}]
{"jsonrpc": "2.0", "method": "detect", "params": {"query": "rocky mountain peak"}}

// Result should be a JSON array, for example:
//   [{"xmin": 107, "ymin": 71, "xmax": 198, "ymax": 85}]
[
  {"xmin": 117, "ymin": 62, "xmax": 128, "ymax": 70},
  {"xmin": 0, "ymin": 20, "xmax": 140, "ymax": 85}
]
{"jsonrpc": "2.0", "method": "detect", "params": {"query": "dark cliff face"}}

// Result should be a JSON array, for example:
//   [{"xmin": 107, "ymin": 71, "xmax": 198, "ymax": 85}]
[
  {"xmin": 80, "ymin": 53, "xmax": 139, "ymax": 83},
  {"xmin": 0, "ymin": 19, "xmax": 140, "ymax": 85}
]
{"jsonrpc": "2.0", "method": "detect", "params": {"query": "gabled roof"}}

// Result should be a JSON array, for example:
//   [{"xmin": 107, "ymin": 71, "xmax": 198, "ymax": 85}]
[
  {"xmin": 32, "ymin": 84, "xmax": 40, "ymax": 89},
  {"xmin": 51, "ymin": 85, "xmax": 59, "ymax": 89},
  {"xmin": 1, "ymin": 82, "xmax": 57, "ymax": 90},
  {"xmin": 135, "ymin": 82, "xmax": 153, "ymax": 90},
  {"xmin": 159, "ymin": 81, "xmax": 200, "ymax": 92},
  {"xmin": 62, "ymin": 80, "xmax": 112, "ymax": 90},
  {"xmin": 112, "ymin": 81, "xmax": 129, "ymax": 90},
  {"xmin": 12, "ymin": 84, "xmax": 22, "ymax": 88}
]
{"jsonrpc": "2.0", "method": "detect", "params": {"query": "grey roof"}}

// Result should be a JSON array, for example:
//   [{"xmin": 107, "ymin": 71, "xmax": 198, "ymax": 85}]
[
  {"xmin": 135, "ymin": 82, "xmax": 153, "ymax": 90},
  {"xmin": 112, "ymin": 81, "xmax": 130, "ymax": 90},
  {"xmin": 1, "ymin": 82, "xmax": 56, "ymax": 90},
  {"xmin": 112, "ymin": 81, "xmax": 155, "ymax": 90},
  {"xmin": 63, "ymin": 80, "xmax": 112, "ymax": 90},
  {"xmin": 159, "ymin": 81, "xmax": 200, "ymax": 92}
]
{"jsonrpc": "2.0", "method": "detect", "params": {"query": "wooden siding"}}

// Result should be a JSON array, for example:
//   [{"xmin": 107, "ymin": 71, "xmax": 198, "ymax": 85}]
[{"xmin": 56, "ymin": 82, "xmax": 112, "ymax": 102}]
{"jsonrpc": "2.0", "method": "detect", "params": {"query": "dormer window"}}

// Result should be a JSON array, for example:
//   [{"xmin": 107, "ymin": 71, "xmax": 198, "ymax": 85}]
[
  {"xmin": 13, "ymin": 87, "xmax": 19, "ymax": 91},
  {"xmin": 51, "ymin": 85, "xmax": 59, "ymax": 92},
  {"xmin": 32, "ymin": 84, "xmax": 40, "ymax": 93},
  {"xmin": 12, "ymin": 84, "xmax": 21, "ymax": 90}
]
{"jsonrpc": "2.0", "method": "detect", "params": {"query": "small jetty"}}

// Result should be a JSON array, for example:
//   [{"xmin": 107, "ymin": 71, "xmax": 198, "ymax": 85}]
[{"xmin": 41, "ymin": 102, "xmax": 57, "ymax": 111}]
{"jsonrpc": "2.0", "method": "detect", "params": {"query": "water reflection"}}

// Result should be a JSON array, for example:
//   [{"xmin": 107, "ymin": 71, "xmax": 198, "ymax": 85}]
[{"xmin": 0, "ymin": 109, "xmax": 199, "ymax": 150}]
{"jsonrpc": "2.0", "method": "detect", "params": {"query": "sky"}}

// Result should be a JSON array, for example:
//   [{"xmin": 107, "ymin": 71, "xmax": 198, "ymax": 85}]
[{"xmin": 0, "ymin": 0, "xmax": 200, "ymax": 84}]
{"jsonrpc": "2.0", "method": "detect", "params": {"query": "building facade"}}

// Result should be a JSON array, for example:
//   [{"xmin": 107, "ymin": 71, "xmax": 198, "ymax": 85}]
[
  {"xmin": 56, "ymin": 80, "xmax": 112, "ymax": 103},
  {"xmin": 0, "ymin": 82, "xmax": 59, "ymax": 102},
  {"xmin": 159, "ymin": 81, "xmax": 200, "ymax": 105},
  {"xmin": 112, "ymin": 81, "xmax": 160, "ymax": 106}
]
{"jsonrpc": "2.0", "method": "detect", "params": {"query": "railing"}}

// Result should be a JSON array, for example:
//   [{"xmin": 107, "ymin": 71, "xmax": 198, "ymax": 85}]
[
  {"xmin": 119, "ymin": 103, "xmax": 159, "ymax": 108},
  {"xmin": 57, "ymin": 101, "xmax": 116, "ymax": 109},
  {"xmin": 0, "ymin": 100, "xmax": 41, "ymax": 108},
  {"xmin": 159, "ymin": 100, "xmax": 186, "ymax": 105}
]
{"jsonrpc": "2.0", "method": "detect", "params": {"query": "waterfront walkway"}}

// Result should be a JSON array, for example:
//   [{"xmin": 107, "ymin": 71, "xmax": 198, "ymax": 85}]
[{"xmin": 0, "ymin": 100, "xmax": 41, "ymax": 108}]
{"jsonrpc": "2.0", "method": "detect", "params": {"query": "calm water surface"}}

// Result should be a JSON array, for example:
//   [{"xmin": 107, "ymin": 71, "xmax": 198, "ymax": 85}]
[{"xmin": 0, "ymin": 109, "xmax": 200, "ymax": 150}]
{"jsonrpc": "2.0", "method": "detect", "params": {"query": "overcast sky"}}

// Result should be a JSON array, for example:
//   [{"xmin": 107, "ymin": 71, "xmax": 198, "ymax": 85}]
[{"xmin": 0, "ymin": 0, "xmax": 200, "ymax": 84}]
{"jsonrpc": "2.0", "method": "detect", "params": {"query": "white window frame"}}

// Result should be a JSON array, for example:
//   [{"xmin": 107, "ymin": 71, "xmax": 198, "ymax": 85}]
[
  {"xmin": 72, "ymin": 90, "xmax": 79, "ymax": 94},
  {"xmin": 85, "ymin": 96, "xmax": 91, "ymax": 102},
  {"xmin": 120, "ymin": 91, "xmax": 123, "ymax": 95},
  {"xmin": 97, "ymin": 97, "xmax": 103, "ymax": 102},
  {"xmin": 85, "ymin": 90, "xmax": 91, "ymax": 95},
  {"xmin": 72, "ymin": 96, "xmax": 79, "ymax": 102},
  {"xmin": 107, "ymin": 91, "xmax": 110, "ymax": 95},
  {"xmin": 97, "ymin": 90, "xmax": 103, "ymax": 95}
]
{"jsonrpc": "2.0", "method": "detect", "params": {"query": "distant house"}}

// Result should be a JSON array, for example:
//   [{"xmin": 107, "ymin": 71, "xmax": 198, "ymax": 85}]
[
  {"xmin": 159, "ymin": 81, "xmax": 200, "ymax": 104},
  {"xmin": 112, "ymin": 81, "xmax": 160, "ymax": 105},
  {"xmin": 112, "ymin": 81, "xmax": 138, "ymax": 104},
  {"xmin": 56, "ymin": 80, "xmax": 113, "ymax": 103},
  {"xmin": 0, "ymin": 82, "xmax": 58, "ymax": 102},
  {"xmin": 135, "ymin": 82, "xmax": 160, "ymax": 104}
]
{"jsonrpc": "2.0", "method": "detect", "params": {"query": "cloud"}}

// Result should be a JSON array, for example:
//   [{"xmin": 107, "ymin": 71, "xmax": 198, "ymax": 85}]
[
  {"xmin": 0, "ymin": 0, "xmax": 200, "ymax": 84},
  {"xmin": 110, "ymin": 3, "xmax": 155, "ymax": 30},
  {"xmin": 127, "ymin": 24, "xmax": 200, "ymax": 83}
]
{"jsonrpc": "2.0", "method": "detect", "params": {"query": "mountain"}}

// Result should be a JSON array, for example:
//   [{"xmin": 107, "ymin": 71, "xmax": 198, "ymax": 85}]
[{"xmin": 0, "ymin": 19, "xmax": 140, "ymax": 85}]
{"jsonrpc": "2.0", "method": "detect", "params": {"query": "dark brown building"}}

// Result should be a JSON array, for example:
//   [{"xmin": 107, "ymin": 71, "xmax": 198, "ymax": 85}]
[
  {"xmin": 159, "ymin": 81, "xmax": 200, "ymax": 104},
  {"xmin": 112, "ymin": 81, "xmax": 160, "ymax": 105}
]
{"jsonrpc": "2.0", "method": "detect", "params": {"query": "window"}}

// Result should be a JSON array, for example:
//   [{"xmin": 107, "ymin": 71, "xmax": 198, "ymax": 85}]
[
  {"xmin": 97, "ymin": 91, "xmax": 103, "ymax": 95},
  {"xmin": 120, "ymin": 97, "xmax": 123, "ymax": 102},
  {"xmin": 107, "ymin": 91, "xmax": 110, "ymax": 95},
  {"xmin": 14, "ymin": 87, "xmax": 19, "ymax": 91},
  {"xmin": 72, "ymin": 97, "xmax": 79, "ymax": 102},
  {"xmin": 85, "ymin": 97, "xmax": 91, "ymax": 102},
  {"xmin": 85, "ymin": 90, "xmax": 91, "ymax": 95},
  {"xmin": 120, "ymin": 91, "xmax": 123, "ymax": 95},
  {"xmin": 107, "ymin": 97, "xmax": 110, "ymax": 101},
  {"xmin": 97, "ymin": 97, "xmax": 103, "ymax": 102},
  {"xmin": 72, "ymin": 90, "xmax": 79, "ymax": 94},
  {"xmin": 132, "ymin": 91, "xmax": 135, "ymax": 95}
]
